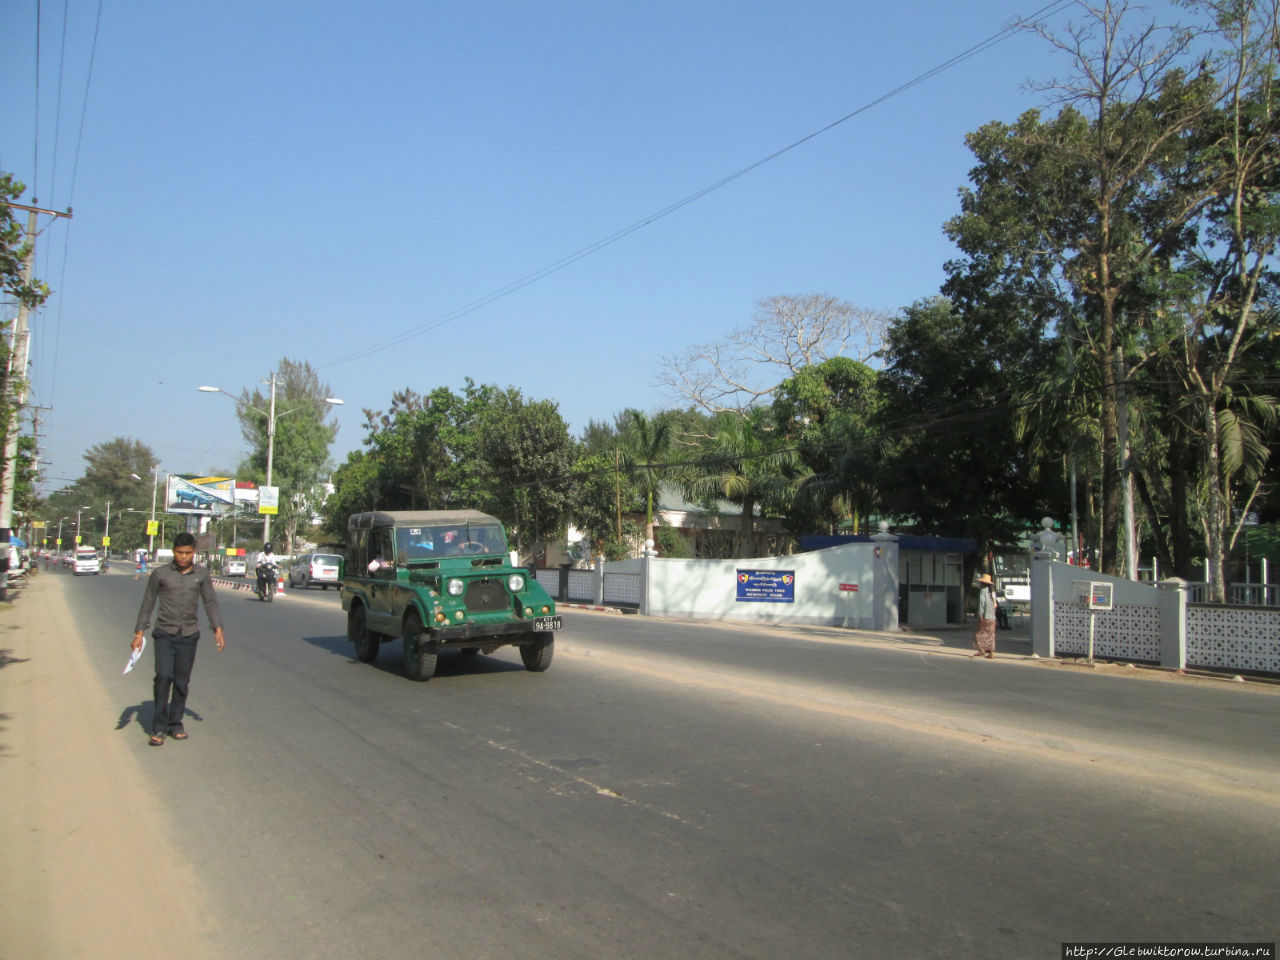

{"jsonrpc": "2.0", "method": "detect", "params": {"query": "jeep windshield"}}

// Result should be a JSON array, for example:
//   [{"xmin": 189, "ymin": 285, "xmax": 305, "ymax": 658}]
[{"xmin": 394, "ymin": 522, "xmax": 508, "ymax": 562}]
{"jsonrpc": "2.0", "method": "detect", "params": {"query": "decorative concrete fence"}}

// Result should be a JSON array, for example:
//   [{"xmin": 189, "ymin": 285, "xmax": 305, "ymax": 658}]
[
  {"xmin": 1030, "ymin": 558, "xmax": 1280, "ymax": 675},
  {"xmin": 536, "ymin": 533, "xmax": 901, "ymax": 631}
]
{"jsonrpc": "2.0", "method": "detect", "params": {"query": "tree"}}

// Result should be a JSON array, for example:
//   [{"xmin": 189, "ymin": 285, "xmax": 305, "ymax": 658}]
[
  {"xmin": 876, "ymin": 297, "xmax": 1063, "ymax": 548},
  {"xmin": 618, "ymin": 409, "xmax": 675, "ymax": 543},
  {"xmin": 658, "ymin": 294, "xmax": 888, "ymax": 414},
  {"xmin": 326, "ymin": 381, "xmax": 578, "ymax": 560},
  {"xmin": 0, "ymin": 175, "xmax": 51, "ymax": 509},
  {"xmin": 474, "ymin": 390, "xmax": 577, "ymax": 558},
  {"xmin": 236, "ymin": 359, "xmax": 340, "ymax": 554},
  {"xmin": 773, "ymin": 357, "xmax": 882, "ymax": 535},
  {"xmin": 677, "ymin": 407, "xmax": 798, "ymax": 558},
  {"xmin": 1158, "ymin": 0, "xmax": 1280, "ymax": 599},
  {"xmin": 42, "ymin": 438, "xmax": 161, "ymax": 553},
  {"xmin": 322, "ymin": 449, "xmax": 381, "ymax": 540}
]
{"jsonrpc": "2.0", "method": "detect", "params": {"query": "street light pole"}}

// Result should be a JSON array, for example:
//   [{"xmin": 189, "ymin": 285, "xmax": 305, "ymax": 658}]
[
  {"xmin": 199, "ymin": 380, "xmax": 343, "ymax": 553},
  {"xmin": 264, "ymin": 373, "xmax": 278, "ymax": 546}
]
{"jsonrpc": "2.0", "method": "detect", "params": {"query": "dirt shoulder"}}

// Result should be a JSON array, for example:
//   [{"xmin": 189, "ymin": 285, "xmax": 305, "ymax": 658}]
[{"xmin": 0, "ymin": 573, "xmax": 212, "ymax": 960}]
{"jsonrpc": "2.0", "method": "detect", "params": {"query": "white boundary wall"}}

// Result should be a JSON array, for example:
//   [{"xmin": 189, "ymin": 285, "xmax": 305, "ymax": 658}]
[{"xmin": 628, "ymin": 539, "xmax": 900, "ymax": 630}]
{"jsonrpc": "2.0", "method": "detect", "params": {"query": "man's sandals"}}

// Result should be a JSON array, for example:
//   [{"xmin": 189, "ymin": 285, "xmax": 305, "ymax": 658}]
[{"xmin": 149, "ymin": 731, "xmax": 188, "ymax": 746}]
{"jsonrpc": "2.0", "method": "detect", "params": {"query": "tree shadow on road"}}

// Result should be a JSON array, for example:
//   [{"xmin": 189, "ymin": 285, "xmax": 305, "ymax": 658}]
[{"xmin": 0, "ymin": 648, "xmax": 30, "ymax": 668}]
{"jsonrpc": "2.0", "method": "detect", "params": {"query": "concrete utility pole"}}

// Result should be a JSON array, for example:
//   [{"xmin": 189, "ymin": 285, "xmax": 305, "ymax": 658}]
[
  {"xmin": 199, "ymin": 378, "xmax": 343, "ymax": 552},
  {"xmin": 0, "ymin": 199, "xmax": 73, "ymax": 601}
]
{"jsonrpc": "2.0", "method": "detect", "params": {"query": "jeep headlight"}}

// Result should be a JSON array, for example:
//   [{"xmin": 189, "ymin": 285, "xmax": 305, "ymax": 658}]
[
  {"xmin": 507, "ymin": 573, "xmax": 525, "ymax": 592},
  {"xmin": 446, "ymin": 578, "xmax": 464, "ymax": 596}
]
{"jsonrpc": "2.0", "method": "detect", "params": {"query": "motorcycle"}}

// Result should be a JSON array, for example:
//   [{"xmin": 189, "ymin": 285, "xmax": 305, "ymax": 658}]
[{"xmin": 256, "ymin": 561, "xmax": 278, "ymax": 602}]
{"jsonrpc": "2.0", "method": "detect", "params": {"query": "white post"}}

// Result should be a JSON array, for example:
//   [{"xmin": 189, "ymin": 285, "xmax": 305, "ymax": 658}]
[
  {"xmin": 1157, "ymin": 578, "xmax": 1189, "ymax": 670},
  {"xmin": 639, "ymin": 554, "xmax": 652, "ymax": 617},
  {"xmin": 1030, "ymin": 518, "xmax": 1063, "ymax": 659},
  {"xmin": 263, "ymin": 373, "xmax": 277, "ymax": 547},
  {"xmin": 149, "ymin": 465, "xmax": 160, "ymax": 554}
]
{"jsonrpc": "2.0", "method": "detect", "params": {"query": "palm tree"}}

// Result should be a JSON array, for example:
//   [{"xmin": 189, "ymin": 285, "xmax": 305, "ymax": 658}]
[
  {"xmin": 679, "ymin": 407, "xmax": 797, "ymax": 558},
  {"xmin": 620, "ymin": 410, "xmax": 674, "ymax": 545}
]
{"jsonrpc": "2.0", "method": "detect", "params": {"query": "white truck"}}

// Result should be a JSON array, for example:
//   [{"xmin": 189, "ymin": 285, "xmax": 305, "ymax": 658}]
[{"xmin": 73, "ymin": 546, "xmax": 101, "ymax": 576}]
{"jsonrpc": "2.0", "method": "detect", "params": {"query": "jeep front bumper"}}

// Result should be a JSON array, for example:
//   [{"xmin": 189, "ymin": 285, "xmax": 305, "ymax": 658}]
[{"xmin": 427, "ymin": 616, "xmax": 561, "ymax": 646}]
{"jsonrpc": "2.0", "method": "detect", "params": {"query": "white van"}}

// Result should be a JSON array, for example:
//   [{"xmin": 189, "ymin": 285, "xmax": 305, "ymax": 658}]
[{"xmin": 73, "ymin": 546, "xmax": 101, "ymax": 576}]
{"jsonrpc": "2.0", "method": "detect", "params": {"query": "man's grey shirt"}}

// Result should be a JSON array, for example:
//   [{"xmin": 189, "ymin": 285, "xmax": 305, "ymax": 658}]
[{"xmin": 134, "ymin": 561, "xmax": 224, "ymax": 636}]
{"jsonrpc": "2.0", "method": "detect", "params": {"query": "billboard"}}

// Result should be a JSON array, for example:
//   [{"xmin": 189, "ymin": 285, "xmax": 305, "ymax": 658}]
[{"xmin": 165, "ymin": 475, "xmax": 236, "ymax": 516}]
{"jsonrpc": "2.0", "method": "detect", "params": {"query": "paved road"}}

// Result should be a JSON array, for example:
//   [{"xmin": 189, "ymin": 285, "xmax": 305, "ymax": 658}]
[{"xmin": 66, "ymin": 571, "xmax": 1280, "ymax": 960}]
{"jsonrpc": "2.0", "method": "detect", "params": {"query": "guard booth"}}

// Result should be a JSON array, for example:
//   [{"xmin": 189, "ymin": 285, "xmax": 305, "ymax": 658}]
[
  {"xmin": 897, "ymin": 536, "xmax": 972, "ymax": 628},
  {"xmin": 801, "ymin": 533, "xmax": 974, "ymax": 629}
]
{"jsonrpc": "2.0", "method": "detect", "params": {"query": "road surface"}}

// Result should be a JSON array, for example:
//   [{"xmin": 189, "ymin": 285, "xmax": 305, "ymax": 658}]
[{"xmin": 10, "ymin": 569, "xmax": 1280, "ymax": 959}]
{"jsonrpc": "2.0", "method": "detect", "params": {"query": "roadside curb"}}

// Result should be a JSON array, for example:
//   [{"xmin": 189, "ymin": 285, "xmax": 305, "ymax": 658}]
[{"xmin": 559, "ymin": 602, "xmax": 630, "ymax": 615}]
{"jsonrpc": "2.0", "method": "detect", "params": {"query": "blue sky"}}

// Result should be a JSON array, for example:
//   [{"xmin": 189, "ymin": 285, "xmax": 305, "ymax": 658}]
[{"xmin": 2, "ymin": 0, "xmax": 1173, "ymax": 494}]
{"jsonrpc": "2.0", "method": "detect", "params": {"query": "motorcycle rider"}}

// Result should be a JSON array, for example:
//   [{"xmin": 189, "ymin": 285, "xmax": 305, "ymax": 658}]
[{"xmin": 254, "ymin": 542, "xmax": 278, "ymax": 597}]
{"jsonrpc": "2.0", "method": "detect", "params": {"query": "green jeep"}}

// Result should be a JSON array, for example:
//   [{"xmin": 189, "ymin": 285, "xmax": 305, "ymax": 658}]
[{"xmin": 341, "ymin": 510, "xmax": 561, "ymax": 681}]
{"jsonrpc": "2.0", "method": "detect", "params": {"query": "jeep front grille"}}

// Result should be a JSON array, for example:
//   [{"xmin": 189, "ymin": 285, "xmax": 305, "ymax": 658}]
[{"xmin": 465, "ymin": 578, "xmax": 509, "ymax": 613}]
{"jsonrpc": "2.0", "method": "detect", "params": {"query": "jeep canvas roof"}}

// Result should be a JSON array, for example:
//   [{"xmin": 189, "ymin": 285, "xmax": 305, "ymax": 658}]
[{"xmin": 347, "ymin": 510, "xmax": 500, "ymax": 530}]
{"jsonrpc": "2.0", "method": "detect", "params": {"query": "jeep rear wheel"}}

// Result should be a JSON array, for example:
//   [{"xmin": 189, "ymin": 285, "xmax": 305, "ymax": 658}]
[
  {"xmin": 519, "ymin": 637, "xmax": 554, "ymax": 672},
  {"xmin": 349, "ymin": 605, "xmax": 379, "ymax": 663},
  {"xmin": 402, "ymin": 612, "xmax": 437, "ymax": 682}
]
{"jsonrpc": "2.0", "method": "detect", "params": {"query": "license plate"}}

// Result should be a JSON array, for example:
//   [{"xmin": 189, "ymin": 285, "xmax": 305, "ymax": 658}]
[{"xmin": 533, "ymin": 616, "xmax": 562, "ymax": 632}]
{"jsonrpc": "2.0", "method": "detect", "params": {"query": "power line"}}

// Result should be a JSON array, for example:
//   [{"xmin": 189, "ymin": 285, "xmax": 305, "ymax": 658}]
[
  {"xmin": 41, "ymin": 0, "xmax": 103, "ymax": 414},
  {"xmin": 321, "ymin": 0, "xmax": 1077, "ymax": 370}
]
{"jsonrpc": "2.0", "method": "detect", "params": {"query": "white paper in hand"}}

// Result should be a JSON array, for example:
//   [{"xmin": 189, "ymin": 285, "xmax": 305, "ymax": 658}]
[{"xmin": 123, "ymin": 637, "xmax": 146, "ymax": 675}]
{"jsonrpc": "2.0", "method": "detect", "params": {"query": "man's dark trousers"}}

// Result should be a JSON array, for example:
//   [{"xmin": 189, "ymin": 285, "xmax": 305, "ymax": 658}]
[{"xmin": 152, "ymin": 630, "xmax": 199, "ymax": 735}]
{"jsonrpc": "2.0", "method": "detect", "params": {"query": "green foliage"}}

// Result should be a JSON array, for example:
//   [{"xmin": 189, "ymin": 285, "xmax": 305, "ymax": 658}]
[
  {"xmin": 618, "ymin": 409, "xmax": 675, "ymax": 532},
  {"xmin": 600, "ymin": 519, "xmax": 643, "ymax": 561},
  {"xmin": 676, "ymin": 407, "xmax": 798, "ymax": 558},
  {"xmin": 1, "ymin": 175, "xmax": 51, "ymax": 510},
  {"xmin": 0, "ymin": 174, "xmax": 50, "ymax": 311},
  {"xmin": 773, "ymin": 357, "xmax": 881, "ymax": 534},
  {"xmin": 652, "ymin": 524, "xmax": 691, "ymax": 558},
  {"xmin": 875, "ymin": 297, "xmax": 1063, "ymax": 547},
  {"xmin": 42, "ymin": 438, "xmax": 162, "ymax": 552},
  {"xmin": 236, "ymin": 359, "xmax": 340, "ymax": 553},
  {"xmin": 567, "ymin": 451, "xmax": 633, "ymax": 551},
  {"xmin": 326, "ymin": 381, "xmax": 577, "ymax": 558},
  {"xmin": 474, "ymin": 390, "xmax": 577, "ymax": 554}
]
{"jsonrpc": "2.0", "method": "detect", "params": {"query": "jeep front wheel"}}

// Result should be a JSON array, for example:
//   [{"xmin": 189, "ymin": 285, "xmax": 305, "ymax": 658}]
[
  {"xmin": 519, "ymin": 636, "xmax": 554, "ymax": 672},
  {"xmin": 402, "ymin": 612, "xmax": 437, "ymax": 682},
  {"xmin": 349, "ymin": 605, "xmax": 379, "ymax": 664}
]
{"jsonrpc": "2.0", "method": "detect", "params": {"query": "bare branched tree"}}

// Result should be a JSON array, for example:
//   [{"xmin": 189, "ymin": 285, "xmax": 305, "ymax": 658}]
[{"xmin": 657, "ymin": 294, "xmax": 888, "ymax": 415}]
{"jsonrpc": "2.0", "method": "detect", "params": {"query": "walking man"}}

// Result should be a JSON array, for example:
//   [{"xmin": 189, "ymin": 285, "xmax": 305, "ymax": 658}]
[{"xmin": 132, "ymin": 531, "xmax": 226, "ymax": 746}]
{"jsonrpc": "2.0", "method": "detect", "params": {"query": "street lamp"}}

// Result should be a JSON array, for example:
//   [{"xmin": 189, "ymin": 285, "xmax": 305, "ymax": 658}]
[
  {"xmin": 199, "ymin": 379, "xmax": 343, "ymax": 547},
  {"xmin": 74, "ymin": 505, "xmax": 91, "ymax": 546},
  {"xmin": 131, "ymin": 464, "xmax": 163, "ymax": 554}
]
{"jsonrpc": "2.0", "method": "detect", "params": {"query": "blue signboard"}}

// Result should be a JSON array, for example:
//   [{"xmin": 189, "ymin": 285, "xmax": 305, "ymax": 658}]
[{"xmin": 736, "ymin": 569, "xmax": 795, "ymax": 603}]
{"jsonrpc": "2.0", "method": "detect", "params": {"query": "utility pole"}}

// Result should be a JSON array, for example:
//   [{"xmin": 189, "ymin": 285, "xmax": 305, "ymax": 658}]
[
  {"xmin": 0, "ymin": 199, "xmax": 73, "ymax": 601},
  {"xmin": 264, "ymin": 373, "xmax": 277, "ymax": 547}
]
